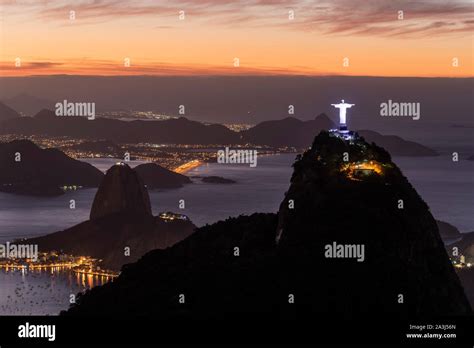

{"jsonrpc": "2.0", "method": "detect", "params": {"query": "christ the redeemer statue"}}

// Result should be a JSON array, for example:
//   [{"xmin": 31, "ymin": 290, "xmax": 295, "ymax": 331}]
[{"xmin": 331, "ymin": 100, "xmax": 354, "ymax": 130}]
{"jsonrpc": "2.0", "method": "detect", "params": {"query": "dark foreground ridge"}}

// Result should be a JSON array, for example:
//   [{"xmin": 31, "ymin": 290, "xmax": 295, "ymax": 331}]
[
  {"xmin": 0, "ymin": 109, "xmax": 240, "ymax": 145},
  {"xmin": 0, "ymin": 108, "xmax": 438, "ymax": 155},
  {"xmin": 240, "ymin": 114, "xmax": 438, "ymax": 155},
  {"xmin": 90, "ymin": 162, "xmax": 152, "ymax": 220},
  {"xmin": 0, "ymin": 101, "xmax": 21, "ymax": 121},
  {"xmin": 63, "ymin": 132, "xmax": 471, "ymax": 318}
]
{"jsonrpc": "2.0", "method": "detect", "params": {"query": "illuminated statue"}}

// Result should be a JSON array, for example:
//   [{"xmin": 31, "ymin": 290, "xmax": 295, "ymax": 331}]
[{"xmin": 331, "ymin": 100, "xmax": 354, "ymax": 130}]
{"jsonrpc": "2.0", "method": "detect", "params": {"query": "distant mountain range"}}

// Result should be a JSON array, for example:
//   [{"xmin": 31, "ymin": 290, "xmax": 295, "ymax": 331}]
[
  {"xmin": 0, "ymin": 139, "xmax": 193, "ymax": 196},
  {"xmin": 0, "ymin": 107, "xmax": 438, "ymax": 156},
  {"xmin": 26, "ymin": 163, "xmax": 195, "ymax": 270},
  {"xmin": 241, "ymin": 114, "xmax": 334, "ymax": 148},
  {"xmin": 63, "ymin": 131, "xmax": 470, "ymax": 318},
  {"xmin": 0, "ymin": 109, "xmax": 240, "ymax": 144},
  {"xmin": 2, "ymin": 94, "xmax": 54, "ymax": 116},
  {"xmin": 0, "ymin": 101, "xmax": 21, "ymax": 121}
]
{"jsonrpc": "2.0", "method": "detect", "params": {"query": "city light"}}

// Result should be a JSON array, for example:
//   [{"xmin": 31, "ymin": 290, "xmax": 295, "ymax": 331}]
[{"xmin": 340, "ymin": 161, "xmax": 385, "ymax": 180}]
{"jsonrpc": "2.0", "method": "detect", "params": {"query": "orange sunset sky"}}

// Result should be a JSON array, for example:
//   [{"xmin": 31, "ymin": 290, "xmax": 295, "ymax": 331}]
[{"xmin": 1, "ymin": 0, "xmax": 473, "ymax": 77}]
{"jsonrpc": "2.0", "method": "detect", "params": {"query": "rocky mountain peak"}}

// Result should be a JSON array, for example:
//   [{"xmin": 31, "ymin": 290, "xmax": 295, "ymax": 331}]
[
  {"xmin": 275, "ymin": 131, "xmax": 470, "ymax": 315},
  {"xmin": 90, "ymin": 162, "xmax": 152, "ymax": 220}
]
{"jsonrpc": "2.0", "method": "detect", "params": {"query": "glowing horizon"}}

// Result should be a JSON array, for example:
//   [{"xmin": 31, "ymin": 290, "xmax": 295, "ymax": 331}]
[{"xmin": 1, "ymin": 0, "xmax": 473, "ymax": 77}]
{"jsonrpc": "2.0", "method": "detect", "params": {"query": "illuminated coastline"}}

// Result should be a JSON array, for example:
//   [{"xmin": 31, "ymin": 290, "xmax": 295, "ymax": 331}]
[
  {"xmin": 0, "ymin": 252, "xmax": 119, "ymax": 279},
  {"xmin": 173, "ymin": 160, "xmax": 203, "ymax": 174}
]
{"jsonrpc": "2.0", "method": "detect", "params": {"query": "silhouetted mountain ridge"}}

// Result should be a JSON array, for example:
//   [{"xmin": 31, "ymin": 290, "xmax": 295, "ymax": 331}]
[
  {"xmin": 241, "ymin": 113, "xmax": 334, "ymax": 148},
  {"xmin": 358, "ymin": 130, "xmax": 438, "ymax": 156},
  {"xmin": 0, "ymin": 109, "xmax": 437, "ymax": 155},
  {"xmin": 275, "ymin": 131, "xmax": 468, "ymax": 315},
  {"xmin": 3, "ymin": 94, "xmax": 54, "ymax": 116},
  {"xmin": 0, "ymin": 101, "xmax": 21, "ymax": 121},
  {"xmin": 0, "ymin": 110, "xmax": 240, "ymax": 145},
  {"xmin": 241, "ymin": 115, "xmax": 438, "ymax": 155},
  {"xmin": 0, "ymin": 139, "xmax": 103, "ymax": 196}
]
